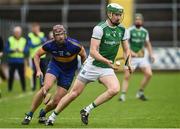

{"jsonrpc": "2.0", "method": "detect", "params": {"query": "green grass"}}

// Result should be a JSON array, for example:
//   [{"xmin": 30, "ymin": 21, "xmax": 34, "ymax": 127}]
[{"xmin": 0, "ymin": 72, "xmax": 180, "ymax": 128}]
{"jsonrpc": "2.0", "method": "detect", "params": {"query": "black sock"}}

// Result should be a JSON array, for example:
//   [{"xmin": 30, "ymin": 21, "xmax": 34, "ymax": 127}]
[
  {"xmin": 54, "ymin": 111, "xmax": 58, "ymax": 115},
  {"xmin": 92, "ymin": 102, "xmax": 97, "ymax": 108},
  {"xmin": 122, "ymin": 91, "xmax": 126, "ymax": 94},
  {"xmin": 139, "ymin": 89, "xmax": 144, "ymax": 92},
  {"xmin": 27, "ymin": 111, "xmax": 33, "ymax": 117},
  {"xmin": 39, "ymin": 109, "xmax": 46, "ymax": 117}
]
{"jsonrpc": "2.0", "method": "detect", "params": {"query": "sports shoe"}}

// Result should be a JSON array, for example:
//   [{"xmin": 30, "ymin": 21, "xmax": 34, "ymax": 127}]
[
  {"xmin": 136, "ymin": 92, "xmax": 147, "ymax": 101},
  {"xmin": 119, "ymin": 94, "xmax": 126, "ymax": 102},
  {"xmin": 45, "ymin": 119, "xmax": 54, "ymax": 126},
  {"xmin": 80, "ymin": 109, "xmax": 89, "ymax": 125},
  {"xmin": 39, "ymin": 116, "xmax": 46, "ymax": 124},
  {"xmin": 38, "ymin": 109, "xmax": 46, "ymax": 124},
  {"xmin": 21, "ymin": 113, "xmax": 32, "ymax": 125}
]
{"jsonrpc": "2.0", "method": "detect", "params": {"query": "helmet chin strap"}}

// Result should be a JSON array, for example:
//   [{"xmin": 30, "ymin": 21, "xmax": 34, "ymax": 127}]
[
  {"xmin": 108, "ymin": 17, "xmax": 120, "ymax": 26},
  {"xmin": 108, "ymin": 13, "xmax": 120, "ymax": 26}
]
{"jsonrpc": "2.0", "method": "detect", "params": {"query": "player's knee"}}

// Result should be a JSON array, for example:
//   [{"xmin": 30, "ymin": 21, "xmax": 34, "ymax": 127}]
[
  {"xmin": 70, "ymin": 91, "xmax": 80, "ymax": 100},
  {"xmin": 40, "ymin": 87, "xmax": 49, "ymax": 97},
  {"xmin": 108, "ymin": 87, "xmax": 120, "ymax": 96},
  {"xmin": 44, "ymin": 82, "xmax": 52, "ymax": 89},
  {"xmin": 146, "ymin": 72, "xmax": 152, "ymax": 79}
]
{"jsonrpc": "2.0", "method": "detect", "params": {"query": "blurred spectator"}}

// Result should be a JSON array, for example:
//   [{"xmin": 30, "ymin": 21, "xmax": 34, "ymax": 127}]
[
  {"xmin": 0, "ymin": 36, "xmax": 3, "ymax": 53},
  {"xmin": 48, "ymin": 31, "xmax": 54, "ymax": 40},
  {"xmin": 27, "ymin": 22, "xmax": 47, "ymax": 91},
  {"xmin": 4, "ymin": 26, "xmax": 28, "ymax": 92},
  {"xmin": 45, "ymin": 31, "xmax": 54, "ymax": 62},
  {"xmin": 0, "ymin": 36, "xmax": 6, "ymax": 82},
  {"xmin": 0, "ymin": 36, "xmax": 6, "ymax": 98}
]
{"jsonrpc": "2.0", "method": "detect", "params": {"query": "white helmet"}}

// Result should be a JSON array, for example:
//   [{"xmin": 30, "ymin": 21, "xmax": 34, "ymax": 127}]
[
  {"xmin": 107, "ymin": 3, "xmax": 124, "ymax": 14},
  {"xmin": 106, "ymin": 3, "xmax": 124, "ymax": 26}
]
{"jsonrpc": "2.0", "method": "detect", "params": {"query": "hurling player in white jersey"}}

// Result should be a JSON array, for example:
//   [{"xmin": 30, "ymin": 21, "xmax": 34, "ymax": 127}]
[
  {"xmin": 119, "ymin": 13, "xmax": 155, "ymax": 102},
  {"xmin": 45, "ymin": 3, "xmax": 132, "ymax": 126}
]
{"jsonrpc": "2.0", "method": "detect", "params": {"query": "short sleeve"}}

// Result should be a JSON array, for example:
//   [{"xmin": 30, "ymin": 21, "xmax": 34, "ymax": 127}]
[
  {"xmin": 146, "ymin": 31, "xmax": 150, "ymax": 42},
  {"xmin": 122, "ymin": 29, "xmax": 129, "ymax": 41},
  {"xmin": 67, "ymin": 38, "xmax": 82, "ymax": 54},
  {"xmin": 92, "ymin": 26, "xmax": 103, "ymax": 40},
  {"xmin": 74, "ymin": 45, "xmax": 82, "ymax": 54},
  {"xmin": 42, "ymin": 42, "xmax": 50, "ymax": 52}
]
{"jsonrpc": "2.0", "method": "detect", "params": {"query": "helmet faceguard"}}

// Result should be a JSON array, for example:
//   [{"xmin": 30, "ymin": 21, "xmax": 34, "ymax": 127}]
[
  {"xmin": 52, "ymin": 25, "xmax": 67, "ymax": 44},
  {"xmin": 53, "ymin": 25, "xmax": 66, "ymax": 35},
  {"xmin": 106, "ymin": 3, "xmax": 124, "ymax": 26}
]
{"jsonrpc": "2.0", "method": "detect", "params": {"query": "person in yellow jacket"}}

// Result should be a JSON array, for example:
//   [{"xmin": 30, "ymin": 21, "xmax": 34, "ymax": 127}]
[
  {"xmin": 5, "ymin": 26, "xmax": 28, "ymax": 92},
  {"xmin": 27, "ymin": 23, "xmax": 47, "ymax": 91}
]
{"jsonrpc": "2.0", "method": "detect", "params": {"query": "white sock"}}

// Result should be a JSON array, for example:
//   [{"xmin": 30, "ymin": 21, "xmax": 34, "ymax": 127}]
[
  {"xmin": 49, "ymin": 111, "xmax": 57, "ymax": 122},
  {"xmin": 84, "ymin": 103, "xmax": 96, "ymax": 113},
  {"xmin": 121, "ymin": 93, "xmax": 126, "ymax": 97},
  {"xmin": 138, "ymin": 90, "xmax": 144, "ymax": 96}
]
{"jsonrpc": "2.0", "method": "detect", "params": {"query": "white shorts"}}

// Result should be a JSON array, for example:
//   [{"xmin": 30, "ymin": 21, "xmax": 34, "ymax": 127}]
[
  {"xmin": 131, "ymin": 57, "xmax": 150, "ymax": 69},
  {"xmin": 77, "ymin": 63, "xmax": 115, "ymax": 83}
]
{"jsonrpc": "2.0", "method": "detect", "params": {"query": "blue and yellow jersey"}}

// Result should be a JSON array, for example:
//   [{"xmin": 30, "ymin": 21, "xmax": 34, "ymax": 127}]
[{"xmin": 42, "ymin": 37, "xmax": 82, "ymax": 72}]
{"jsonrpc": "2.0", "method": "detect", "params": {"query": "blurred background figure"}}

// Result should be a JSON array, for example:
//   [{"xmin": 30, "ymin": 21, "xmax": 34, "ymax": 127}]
[
  {"xmin": 0, "ymin": 36, "xmax": 6, "ymax": 82},
  {"xmin": 48, "ymin": 31, "xmax": 54, "ymax": 40},
  {"xmin": 27, "ymin": 22, "xmax": 47, "ymax": 91},
  {"xmin": 4, "ymin": 26, "xmax": 28, "ymax": 92},
  {"xmin": 45, "ymin": 31, "xmax": 54, "ymax": 62},
  {"xmin": 119, "ymin": 13, "xmax": 155, "ymax": 102},
  {"xmin": 0, "ymin": 36, "xmax": 6, "ymax": 98}
]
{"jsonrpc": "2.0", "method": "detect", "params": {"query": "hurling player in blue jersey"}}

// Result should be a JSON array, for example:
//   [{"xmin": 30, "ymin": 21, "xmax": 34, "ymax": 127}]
[{"xmin": 22, "ymin": 25, "xmax": 87, "ymax": 125}]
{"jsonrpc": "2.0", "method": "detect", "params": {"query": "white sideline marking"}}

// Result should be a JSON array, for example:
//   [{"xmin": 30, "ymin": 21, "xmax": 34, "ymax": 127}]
[
  {"xmin": 0, "ymin": 91, "xmax": 33, "ymax": 103},
  {"xmin": 0, "ymin": 118, "xmax": 179, "ymax": 128},
  {"xmin": 0, "ymin": 127, "xmax": 179, "ymax": 129}
]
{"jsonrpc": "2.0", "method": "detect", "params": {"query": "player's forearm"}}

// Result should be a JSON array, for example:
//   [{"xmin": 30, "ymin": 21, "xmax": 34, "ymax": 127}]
[
  {"xmin": 124, "ymin": 49, "xmax": 132, "ymax": 66},
  {"xmin": 81, "ymin": 55, "xmax": 86, "ymax": 64},
  {"xmin": 33, "ymin": 54, "xmax": 41, "ymax": 71},
  {"xmin": 79, "ymin": 47, "xmax": 87, "ymax": 64},
  {"xmin": 146, "ymin": 42, "xmax": 153, "ymax": 57},
  {"xmin": 125, "ymin": 49, "xmax": 131, "ymax": 59},
  {"xmin": 122, "ymin": 40, "xmax": 131, "ymax": 65},
  {"xmin": 90, "ymin": 50, "xmax": 109, "ymax": 64},
  {"xmin": 123, "ymin": 43, "xmax": 131, "ymax": 59}
]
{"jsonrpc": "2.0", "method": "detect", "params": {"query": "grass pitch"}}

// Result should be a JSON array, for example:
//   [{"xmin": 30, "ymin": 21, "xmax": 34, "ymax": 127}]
[{"xmin": 0, "ymin": 72, "xmax": 180, "ymax": 128}]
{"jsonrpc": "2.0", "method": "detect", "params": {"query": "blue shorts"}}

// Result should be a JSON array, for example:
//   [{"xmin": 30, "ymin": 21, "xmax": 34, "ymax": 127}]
[{"xmin": 46, "ymin": 62, "xmax": 75, "ymax": 90}]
